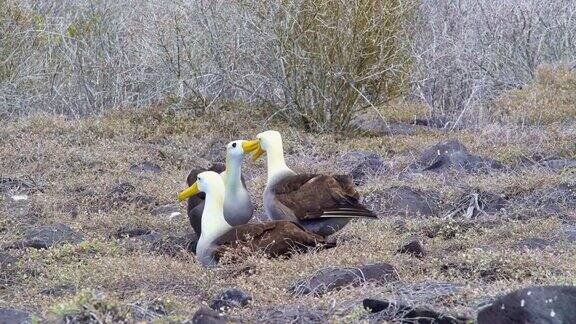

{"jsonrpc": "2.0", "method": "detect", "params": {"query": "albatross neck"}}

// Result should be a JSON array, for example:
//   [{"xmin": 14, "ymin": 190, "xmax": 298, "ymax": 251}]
[
  {"xmin": 265, "ymin": 146, "xmax": 294, "ymax": 186},
  {"xmin": 224, "ymin": 155, "xmax": 243, "ymax": 193},
  {"xmin": 199, "ymin": 188, "xmax": 231, "ymax": 244}
]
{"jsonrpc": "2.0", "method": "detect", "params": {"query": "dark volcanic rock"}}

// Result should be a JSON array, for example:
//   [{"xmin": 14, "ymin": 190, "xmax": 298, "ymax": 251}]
[
  {"xmin": 0, "ymin": 252, "xmax": 17, "ymax": 269},
  {"xmin": 289, "ymin": 262, "xmax": 399, "ymax": 296},
  {"xmin": 514, "ymin": 238, "xmax": 551, "ymax": 250},
  {"xmin": 147, "ymin": 233, "xmax": 198, "ymax": 256},
  {"xmin": 210, "ymin": 288, "xmax": 251, "ymax": 311},
  {"xmin": 411, "ymin": 139, "xmax": 503, "ymax": 173},
  {"xmin": 0, "ymin": 177, "xmax": 37, "ymax": 193},
  {"xmin": 192, "ymin": 307, "xmax": 226, "ymax": 324},
  {"xmin": 6, "ymin": 223, "xmax": 83, "ymax": 249},
  {"xmin": 151, "ymin": 203, "xmax": 181, "ymax": 218},
  {"xmin": 258, "ymin": 305, "xmax": 325, "ymax": 323},
  {"xmin": 399, "ymin": 282, "xmax": 464, "ymax": 301},
  {"xmin": 363, "ymin": 299, "xmax": 468, "ymax": 323},
  {"xmin": 0, "ymin": 308, "xmax": 31, "ymax": 324},
  {"xmin": 129, "ymin": 161, "xmax": 162, "ymax": 174},
  {"xmin": 477, "ymin": 285, "xmax": 576, "ymax": 324},
  {"xmin": 365, "ymin": 186, "xmax": 438, "ymax": 217},
  {"xmin": 538, "ymin": 159, "xmax": 576, "ymax": 170},
  {"xmin": 131, "ymin": 300, "xmax": 167, "ymax": 322},
  {"xmin": 444, "ymin": 191, "xmax": 508, "ymax": 218},
  {"xmin": 104, "ymin": 182, "xmax": 155, "ymax": 209},
  {"xmin": 397, "ymin": 239, "xmax": 426, "ymax": 258},
  {"xmin": 353, "ymin": 118, "xmax": 415, "ymax": 136},
  {"xmin": 113, "ymin": 226, "xmax": 152, "ymax": 239},
  {"xmin": 510, "ymin": 184, "xmax": 576, "ymax": 219},
  {"xmin": 563, "ymin": 225, "xmax": 576, "ymax": 242},
  {"xmin": 40, "ymin": 284, "xmax": 76, "ymax": 297},
  {"xmin": 347, "ymin": 153, "xmax": 387, "ymax": 185},
  {"xmin": 412, "ymin": 116, "xmax": 450, "ymax": 128}
]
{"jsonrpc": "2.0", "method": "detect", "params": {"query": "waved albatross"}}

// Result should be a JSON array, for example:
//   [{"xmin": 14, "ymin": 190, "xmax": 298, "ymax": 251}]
[
  {"xmin": 241, "ymin": 130, "xmax": 377, "ymax": 237},
  {"xmin": 184, "ymin": 171, "xmax": 327, "ymax": 267},
  {"xmin": 179, "ymin": 140, "xmax": 254, "ymax": 236}
]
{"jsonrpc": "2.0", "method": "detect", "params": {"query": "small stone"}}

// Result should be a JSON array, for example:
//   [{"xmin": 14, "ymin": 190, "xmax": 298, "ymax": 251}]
[
  {"xmin": 192, "ymin": 307, "xmax": 226, "ymax": 324},
  {"xmin": 397, "ymin": 239, "xmax": 426, "ymax": 258},
  {"xmin": 210, "ymin": 288, "xmax": 251, "ymax": 311},
  {"xmin": 10, "ymin": 195, "xmax": 28, "ymax": 201}
]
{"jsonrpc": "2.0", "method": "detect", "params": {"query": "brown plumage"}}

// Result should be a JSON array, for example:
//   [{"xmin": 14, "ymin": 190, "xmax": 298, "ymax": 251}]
[
  {"xmin": 272, "ymin": 174, "xmax": 376, "ymax": 220},
  {"xmin": 212, "ymin": 220, "xmax": 330, "ymax": 261},
  {"xmin": 186, "ymin": 163, "xmax": 226, "ymax": 235}
]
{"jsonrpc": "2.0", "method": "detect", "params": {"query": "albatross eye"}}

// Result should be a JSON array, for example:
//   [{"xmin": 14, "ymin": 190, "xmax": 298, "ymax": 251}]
[{"xmin": 232, "ymin": 142, "xmax": 237, "ymax": 148}]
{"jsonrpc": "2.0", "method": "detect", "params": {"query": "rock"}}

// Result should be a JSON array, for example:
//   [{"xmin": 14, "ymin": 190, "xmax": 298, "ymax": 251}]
[
  {"xmin": 257, "ymin": 306, "xmax": 325, "ymax": 323},
  {"xmin": 0, "ymin": 177, "xmax": 37, "ymax": 193},
  {"xmin": 5, "ymin": 223, "xmax": 83, "ymax": 249},
  {"xmin": 477, "ymin": 285, "xmax": 576, "ymax": 324},
  {"xmin": 0, "ymin": 308, "xmax": 31, "ymax": 324},
  {"xmin": 192, "ymin": 307, "xmax": 227, "ymax": 324},
  {"xmin": 148, "ymin": 233, "xmax": 198, "ymax": 256},
  {"xmin": 563, "ymin": 225, "xmax": 576, "ymax": 242},
  {"xmin": 411, "ymin": 139, "xmax": 503, "ymax": 173},
  {"xmin": 131, "ymin": 300, "xmax": 167, "ymax": 322},
  {"xmin": 103, "ymin": 182, "xmax": 156, "ymax": 211},
  {"xmin": 363, "ymin": 299, "xmax": 468, "ymax": 323},
  {"xmin": 443, "ymin": 191, "xmax": 507, "ymax": 219},
  {"xmin": 289, "ymin": 262, "xmax": 399, "ymax": 296},
  {"xmin": 412, "ymin": 116, "xmax": 450, "ymax": 128},
  {"xmin": 113, "ymin": 226, "xmax": 152, "ymax": 239},
  {"xmin": 510, "ymin": 184, "xmax": 576, "ymax": 219},
  {"xmin": 40, "ymin": 284, "xmax": 76, "ymax": 297},
  {"xmin": 0, "ymin": 252, "xmax": 17, "ymax": 269},
  {"xmin": 538, "ymin": 159, "xmax": 576, "ymax": 170},
  {"xmin": 353, "ymin": 118, "xmax": 415, "ymax": 136},
  {"xmin": 204, "ymin": 141, "xmax": 227, "ymax": 162},
  {"xmin": 399, "ymin": 282, "xmax": 464, "ymax": 301},
  {"xmin": 129, "ymin": 161, "xmax": 162, "ymax": 174},
  {"xmin": 514, "ymin": 238, "xmax": 551, "ymax": 250},
  {"xmin": 364, "ymin": 186, "xmax": 438, "ymax": 217},
  {"xmin": 210, "ymin": 288, "xmax": 251, "ymax": 311},
  {"xmin": 397, "ymin": 239, "xmax": 426, "ymax": 258},
  {"xmin": 346, "ymin": 153, "xmax": 387, "ymax": 185},
  {"xmin": 151, "ymin": 204, "xmax": 182, "ymax": 219}
]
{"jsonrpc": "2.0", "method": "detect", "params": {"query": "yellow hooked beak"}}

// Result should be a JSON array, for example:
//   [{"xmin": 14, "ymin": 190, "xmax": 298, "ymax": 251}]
[
  {"xmin": 177, "ymin": 181, "xmax": 200, "ymax": 201},
  {"xmin": 242, "ymin": 140, "xmax": 264, "ymax": 161}
]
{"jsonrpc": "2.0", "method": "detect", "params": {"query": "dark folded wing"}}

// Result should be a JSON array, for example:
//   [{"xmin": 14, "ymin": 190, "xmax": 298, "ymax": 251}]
[{"xmin": 273, "ymin": 174, "xmax": 376, "ymax": 220}]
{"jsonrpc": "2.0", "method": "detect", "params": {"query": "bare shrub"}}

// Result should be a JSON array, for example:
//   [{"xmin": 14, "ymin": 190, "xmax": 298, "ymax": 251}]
[
  {"xmin": 492, "ymin": 65, "xmax": 576, "ymax": 125},
  {"xmin": 411, "ymin": 0, "xmax": 576, "ymax": 124},
  {"xmin": 270, "ymin": 0, "xmax": 416, "ymax": 132}
]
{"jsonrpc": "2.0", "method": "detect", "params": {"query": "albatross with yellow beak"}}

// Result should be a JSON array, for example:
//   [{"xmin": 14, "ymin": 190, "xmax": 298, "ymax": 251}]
[
  {"xmin": 241, "ymin": 130, "xmax": 377, "ymax": 237},
  {"xmin": 184, "ymin": 171, "xmax": 327, "ymax": 267},
  {"xmin": 178, "ymin": 140, "xmax": 254, "ymax": 237}
]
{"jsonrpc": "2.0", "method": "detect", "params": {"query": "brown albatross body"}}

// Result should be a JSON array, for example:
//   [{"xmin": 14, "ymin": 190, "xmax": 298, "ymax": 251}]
[
  {"xmin": 183, "ymin": 171, "xmax": 326, "ymax": 267},
  {"xmin": 242, "ymin": 131, "xmax": 377, "ymax": 237}
]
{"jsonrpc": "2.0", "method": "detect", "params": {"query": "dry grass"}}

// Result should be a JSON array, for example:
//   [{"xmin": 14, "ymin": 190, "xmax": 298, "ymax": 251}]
[{"xmin": 0, "ymin": 89, "xmax": 575, "ymax": 322}]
